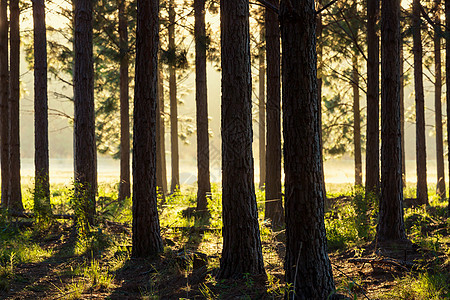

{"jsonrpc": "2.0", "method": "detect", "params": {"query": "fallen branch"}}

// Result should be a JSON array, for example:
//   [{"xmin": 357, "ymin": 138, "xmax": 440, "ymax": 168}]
[{"xmin": 349, "ymin": 257, "xmax": 417, "ymax": 271}]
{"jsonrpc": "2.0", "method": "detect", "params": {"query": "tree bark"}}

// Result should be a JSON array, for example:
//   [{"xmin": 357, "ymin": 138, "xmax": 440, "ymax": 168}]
[
  {"xmin": 265, "ymin": 0, "xmax": 283, "ymax": 229},
  {"xmin": 194, "ymin": 0, "xmax": 211, "ymax": 215},
  {"xmin": 157, "ymin": 65, "xmax": 167, "ymax": 200},
  {"xmin": 446, "ymin": 0, "xmax": 450, "ymax": 212},
  {"xmin": 9, "ymin": 0, "xmax": 22, "ymax": 211},
  {"xmin": 0, "ymin": 0, "xmax": 9, "ymax": 208},
  {"xmin": 377, "ymin": 0, "xmax": 407, "ymax": 242},
  {"xmin": 365, "ymin": 0, "xmax": 380, "ymax": 195},
  {"xmin": 280, "ymin": 0, "xmax": 335, "ymax": 297},
  {"xmin": 400, "ymin": 43, "xmax": 406, "ymax": 188},
  {"xmin": 218, "ymin": 0, "xmax": 265, "ymax": 279},
  {"xmin": 33, "ymin": 0, "xmax": 50, "ymax": 214},
  {"xmin": 413, "ymin": 0, "xmax": 428, "ymax": 205},
  {"xmin": 118, "ymin": 0, "xmax": 131, "ymax": 201},
  {"xmin": 352, "ymin": 54, "xmax": 362, "ymax": 187},
  {"xmin": 169, "ymin": 0, "xmax": 179, "ymax": 193},
  {"xmin": 74, "ymin": 0, "xmax": 97, "ymax": 226},
  {"xmin": 258, "ymin": 20, "xmax": 266, "ymax": 189},
  {"xmin": 434, "ymin": 0, "xmax": 445, "ymax": 199},
  {"xmin": 118, "ymin": 0, "xmax": 131, "ymax": 202},
  {"xmin": 132, "ymin": 0, "xmax": 163, "ymax": 257}
]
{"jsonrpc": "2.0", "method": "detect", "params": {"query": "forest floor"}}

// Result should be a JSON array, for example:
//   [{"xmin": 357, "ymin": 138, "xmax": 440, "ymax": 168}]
[{"xmin": 0, "ymin": 183, "xmax": 449, "ymax": 299}]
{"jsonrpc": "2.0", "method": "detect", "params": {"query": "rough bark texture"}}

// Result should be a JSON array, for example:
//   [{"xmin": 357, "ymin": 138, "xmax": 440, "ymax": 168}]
[
  {"xmin": 218, "ymin": 0, "xmax": 265, "ymax": 279},
  {"xmin": 9, "ymin": 0, "xmax": 22, "ymax": 211},
  {"xmin": 169, "ymin": 1, "xmax": 179, "ymax": 193},
  {"xmin": 132, "ymin": 0, "xmax": 163, "ymax": 257},
  {"xmin": 352, "ymin": 54, "xmax": 362, "ymax": 187},
  {"xmin": 365, "ymin": 0, "xmax": 380, "ymax": 195},
  {"xmin": 258, "ymin": 21, "xmax": 266, "ymax": 189},
  {"xmin": 118, "ymin": 0, "xmax": 130, "ymax": 202},
  {"xmin": 413, "ymin": 0, "xmax": 428, "ymax": 205},
  {"xmin": 446, "ymin": 0, "xmax": 450, "ymax": 212},
  {"xmin": 265, "ymin": 0, "xmax": 283, "ymax": 229},
  {"xmin": 74, "ymin": 0, "xmax": 97, "ymax": 225},
  {"xmin": 280, "ymin": 0, "xmax": 335, "ymax": 297},
  {"xmin": 400, "ymin": 44, "xmax": 406, "ymax": 187},
  {"xmin": 377, "ymin": 0, "xmax": 407, "ymax": 241},
  {"xmin": 0, "ymin": 0, "xmax": 9, "ymax": 208},
  {"xmin": 33, "ymin": 0, "xmax": 50, "ymax": 212},
  {"xmin": 195, "ymin": 0, "xmax": 211, "ymax": 215},
  {"xmin": 434, "ymin": 0, "xmax": 445, "ymax": 199}
]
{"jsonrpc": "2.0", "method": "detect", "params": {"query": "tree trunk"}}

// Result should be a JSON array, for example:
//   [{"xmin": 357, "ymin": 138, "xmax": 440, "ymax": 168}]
[
  {"xmin": 265, "ymin": 0, "xmax": 283, "ymax": 229},
  {"xmin": 194, "ymin": 0, "xmax": 210, "ymax": 215},
  {"xmin": 365, "ymin": 0, "xmax": 380, "ymax": 195},
  {"xmin": 280, "ymin": 0, "xmax": 335, "ymax": 297},
  {"xmin": 413, "ymin": 0, "xmax": 428, "ymax": 205},
  {"xmin": 169, "ymin": 1, "xmax": 179, "ymax": 193},
  {"xmin": 400, "ymin": 43, "xmax": 406, "ymax": 188},
  {"xmin": 33, "ymin": 0, "xmax": 50, "ymax": 215},
  {"xmin": 118, "ymin": 0, "xmax": 130, "ymax": 202},
  {"xmin": 9, "ymin": 0, "xmax": 22, "ymax": 211},
  {"xmin": 0, "ymin": 0, "xmax": 9, "ymax": 208},
  {"xmin": 446, "ymin": 0, "xmax": 450, "ymax": 212},
  {"xmin": 218, "ymin": 0, "xmax": 265, "ymax": 279},
  {"xmin": 258, "ymin": 21, "xmax": 266, "ymax": 189},
  {"xmin": 434, "ymin": 0, "xmax": 445, "ymax": 199},
  {"xmin": 132, "ymin": 0, "xmax": 163, "ymax": 257},
  {"xmin": 157, "ymin": 65, "xmax": 167, "ymax": 200},
  {"xmin": 377, "ymin": 0, "xmax": 407, "ymax": 242},
  {"xmin": 74, "ymin": 0, "xmax": 97, "ymax": 226},
  {"xmin": 352, "ymin": 54, "xmax": 362, "ymax": 187}
]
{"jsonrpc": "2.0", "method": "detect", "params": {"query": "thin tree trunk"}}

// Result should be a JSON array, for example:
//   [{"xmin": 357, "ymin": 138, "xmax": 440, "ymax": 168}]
[
  {"xmin": 366, "ymin": 0, "xmax": 380, "ymax": 195},
  {"xmin": 446, "ymin": 0, "xmax": 450, "ymax": 212},
  {"xmin": 74, "ymin": 0, "xmax": 97, "ymax": 226},
  {"xmin": 413, "ymin": 0, "xmax": 428, "ymax": 205},
  {"xmin": 352, "ymin": 54, "xmax": 362, "ymax": 187},
  {"xmin": 194, "ymin": 0, "xmax": 210, "ymax": 215},
  {"xmin": 258, "ymin": 20, "xmax": 266, "ymax": 189},
  {"xmin": 9, "ymin": 0, "xmax": 22, "ymax": 211},
  {"xmin": 377, "ymin": 0, "xmax": 407, "ymax": 242},
  {"xmin": 156, "ymin": 63, "xmax": 166, "ymax": 204},
  {"xmin": 400, "ymin": 43, "xmax": 406, "ymax": 188},
  {"xmin": 118, "ymin": 0, "xmax": 130, "ymax": 202},
  {"xmin": 434, "ymin": 0, "xmax": 445, "ymax": 199},
  {"xmin": 218, "ymin": 0, "xmax": 265, "ymax": 279},
  {"xmin": 33, "ymin": 0, "xmax": 50, "ymax": 214},
  {"xmin": 0, "ymin": 0, "xmax": 9, "ymax": 208},
  {"xmin": 280, "ymin": 0, "xmax": 335, "ymax": 297},
  {"xmin": 169, "ymin": 1, "xmax": 179, "ymax": 193},
  {"xmin": 265, "ymin": 0, "xmax": 283, "ymax": 229},
  {"xmin": 132, "ymin": 0, "xmax": 163, "ymax": 257}
]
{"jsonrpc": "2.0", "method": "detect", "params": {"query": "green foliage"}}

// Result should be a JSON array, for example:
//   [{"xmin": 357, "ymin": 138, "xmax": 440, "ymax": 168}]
[
  {"xmin": 389, "ymin": 272, "xmax": 450, "ymax": 299},
  {"xmin": 32, "ymin": 176, "xmax": 53, "ymax": 229}
]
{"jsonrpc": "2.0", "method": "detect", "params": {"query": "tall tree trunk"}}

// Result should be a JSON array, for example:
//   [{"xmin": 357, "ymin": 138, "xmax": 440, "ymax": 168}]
[
  {"xmin": 156, "ymin": 64, "xmax": 166, "ymax": 204},
  {"xmin": 0, "ymin": 0, "xmax": 9, "ymax": 208},
  {"xmin": 258, "ymin": 20, "xmax": 266, "ymax": 189},
  {"xmin": 400, "ymin": 43, "xmax": 406, "ymax": 188},
  {"xmin": 265, "ymin": 0, "xmax": 283, "ymax": 229},
  {"xmin": 377, "ymin": 0, "xmax": 407, "ymax": 242},
  {"xmin": 413, "ymin": 0, "xmax": 428, "ymax": 205},
  {"xmin": 218, "ymin": 0, "xmax": 265, "ymax": 279},
  {"xmin": 33, "ymin": 0, "xmax": 50, "ymax": 215},
  {"xmin": 434, "ymin": 0, "xmax": 445, "ymax": 199},
  {"xmin": 118, "ymin": 0, "xmax": 130, "ymax": 202},
  {"xmin": 74, "ymin": 0, "xmax": 97, "ymax": 226},
  {"xmin": 132, "ymin": 0, "xmax": 163, "ymax": 257},
  {"xmin": 169, "ymin": 0, "xmax": 179, "ymax": 193},
  {"xmin": 9, "ymin": 0, "xmax": 22, "ymax": 211},
  {"xmin": 446, "ymin": 0, "xmax": 450, "ymax": 212},
  {"xmin": 157, "ymin": 65, "xmax": 167, "ymax": 199},
  {"xmin": 366, "ymin": 0, "xmax": 380, "ymax": 195},
  {"xmin": 352, "ymin": 54, "xmax": 362, "ymax": 187},
  {"xmin": 194, "ymin": 0, "xmax": 210, "ymax": 215},
  {"xmin": 280, "ymin": 0, "xmax": 335, "ymax": 297}
]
